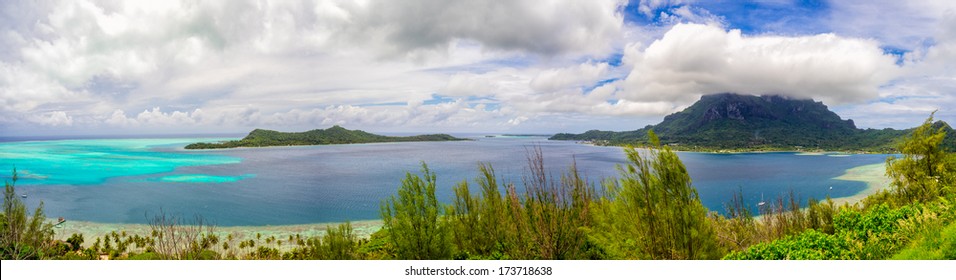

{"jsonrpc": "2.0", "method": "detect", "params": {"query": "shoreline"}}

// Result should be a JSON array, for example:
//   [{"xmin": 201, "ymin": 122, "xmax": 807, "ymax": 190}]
[
  {"xmin": 830, "ymin": 162, "xmax": 892, "ymax": 206},
  {"xmin": 556, "ymin": 140, "xmax": 896, "ymax": 155},
  {"xmin": 51, "ymin": 219, "xmax": 383, "ymax": 249}
]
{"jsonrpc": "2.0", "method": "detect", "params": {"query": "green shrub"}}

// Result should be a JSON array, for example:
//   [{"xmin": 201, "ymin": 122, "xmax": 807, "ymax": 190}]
[
  {"xmin": 885, "ymin": 113, "xmax": 955, "ymax": 205},
  {"xmin": 597, "ymin": 132, "xmax": 721, "ymax": 260},
  {"xmin": 724, "ymin": 229, "xmax": 853, "ymax": 260},
  {"xmin": 380, "ymin": 163, "xmax": 451, "ymax": 260},
  {"xmin": 284, "ymin": 222, "xmax": 359, "ymax": 260},
  {"xmin": 834, "ymin": 204, "xmax": 917, "ymax": 259},
  {"xmin": 128, "ymin": 252, "xmax": 163, "ymax": 260},
  {"xmin": 892, "ymin": 221, "xmax": 956, "ymax": 259},
  {"xmin": 1, "ymin": 168, "xmax": 55, "ymax": 260}
]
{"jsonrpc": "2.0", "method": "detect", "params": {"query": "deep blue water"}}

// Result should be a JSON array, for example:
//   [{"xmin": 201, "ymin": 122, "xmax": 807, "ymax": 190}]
[{"xmin": 0, "ymin": 136, "xmax": 888, "ymax": 226}]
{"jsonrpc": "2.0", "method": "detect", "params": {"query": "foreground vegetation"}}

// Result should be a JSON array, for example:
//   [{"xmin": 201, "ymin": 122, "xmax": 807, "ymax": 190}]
[
  {"xmin": 184, "ymin": 125, "xmax": 466, "ymax": 149},
  {"xmin": 2, "ymin": 115, "xmax": 953, "ymax": 260}
]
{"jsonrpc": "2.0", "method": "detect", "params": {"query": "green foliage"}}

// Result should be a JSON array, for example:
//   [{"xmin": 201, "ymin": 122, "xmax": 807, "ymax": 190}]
[
  {"xmin": 595, "ymin": 134, "xmax": 721, "ymax": 259},
  {"xmin": 833, "ymin": 204, "xmax": 917, "ymax": 259},
  {"xmin": 447, "ymin": 163, "xmax": 514, "ymax": 259},
  {"xmin": 145, "ymin": 210, "xmax": 219, "ymax": 260},
  {"xmin": 728, "ymin": 197, "xmax": 956, "ymax": 260},
  {"xmin": 447, "ymin": 147, "xmax": 596, "ymax": 260},
  {"xmin": 710, "ymin": 190, "xmax": 759, "ymax": 253},
  {"xmin": 380, "ymin": 163, "xmax": 451, "ymax": 260},
  {"xmin": 892, "ymin": 220, "xmax": 956, "ymax": 260},
  {"xmin": 886, "ymin": 112, "xmax": 956, "ymax": 205},
  {"xmin": 1, "ymin": 168, "xmax": 55, "ymax": 260},
  {"xmin": 355, "ymin": 228, "xmax": 393, "ymax": 260},
  {"xmin": 723, "ymin": 229, "xmax": 854, "ymax": 260},
  {"xmin": 517, "ymin": 147, "xmax": 594, "ymax": 259},
  {"xmin": 66, "ymin": 233, "xmax": 84, "ymax": 251},
  {"xmin": 249, "ymin": 246, "xmax": 281, "ymax": 260},
  {"xmin": 805, "ymin": 197, "xmax": 838, "ymax": 234},
  {"xmin": 185, "ymin": 125, "xmax": 466, "ymax": 149},
  {"xmin": 284, "ymin": 222, "xmax": 359, "ymax": 260},
  {"xmin": 323, "ymin": 222, "xmax": 359, "ymax": 259},
  {"xmin": 750, "ymin": 192, "xmax": 839, "ymax": 243},
  {"xmin": 127, "ymin": 252, "xmax": 163, "ymax": 260},
  {"xmin": 190, "ymin": 249, "xmax": 220, "ymax": 260}
]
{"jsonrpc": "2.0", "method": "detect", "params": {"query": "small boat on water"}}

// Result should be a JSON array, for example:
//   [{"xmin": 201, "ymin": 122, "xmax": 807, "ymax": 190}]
[{"xmin": 21, "ymin": 194, "xmax": 26, "ymax": 198}]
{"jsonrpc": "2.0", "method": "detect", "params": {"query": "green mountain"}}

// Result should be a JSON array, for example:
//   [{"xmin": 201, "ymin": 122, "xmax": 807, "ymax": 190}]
[
  {"xmin": 551, "ymin": 93, "xmax": 955, "ymax": 152},
  {"xmin": 185, "ymin": 125, "xmax": 467, "ymax": 149}
]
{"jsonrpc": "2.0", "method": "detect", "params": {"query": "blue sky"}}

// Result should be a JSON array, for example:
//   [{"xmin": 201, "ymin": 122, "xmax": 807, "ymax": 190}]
[{"xmin": 0, "ymin": 0, "xmax": 953, "ymax": 136}]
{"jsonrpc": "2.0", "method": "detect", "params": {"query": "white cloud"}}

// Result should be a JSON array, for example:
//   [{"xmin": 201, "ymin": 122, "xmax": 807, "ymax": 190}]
[
  {"xmin": 91, "ymin": 101, "xmax": 520, "ymax": 133},
  {"xmin": 105, "ymin": 109, "xmax": 137, "ymax": 127},
  {"xmin": 827, "ymin": 0, "xmax": 956, "ymax": 51},
  {"xmin": 530, "ymin": 63, "xmax": 609, "ymax": 93},
  {"xmin": 620, "ymin": 23, "xmax": 900, "ymax": 105},
  {"xmin": 31, "ymin": 111, "xmax": 74, "ymax": 126},
  {"xmin": 343, "ymin": 0, "xmax": 627, "ymax": 57}
]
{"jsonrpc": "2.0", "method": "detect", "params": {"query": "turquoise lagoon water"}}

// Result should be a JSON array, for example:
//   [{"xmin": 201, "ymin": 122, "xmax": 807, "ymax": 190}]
[
  {"xmin": 0, "ymin": 136, "xmax": 889, "ymax": 226},
  {"xmin": 0, "ymin": 138, "xmax": 244, "ymax": 185}
]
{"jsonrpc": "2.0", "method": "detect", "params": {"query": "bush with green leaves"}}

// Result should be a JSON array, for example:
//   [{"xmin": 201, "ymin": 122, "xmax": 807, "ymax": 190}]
[
  {"xmin": 893, "ymin": 219, "xmax": 956, "ymax": 260},
  {"xmin": 885, "ymin": 112, "xmax": 956, "ymax": 205},
  {"xmin": 284, "ymin": 222, "xmax": 359, "ymax": 260},
  {"xmin": 593, "ymin": 131, "xmax": 721, "ymax": 260},
  {"xmin": 723, "ymin": 229, "xmax": 854, "ymax": 260},
  {"xmin": 380, "ymin": 163, "xmax": 451, "ymax": 260},
  {"xmin": 726, "ymin": 197, "xmax": 955, "ymax": 260},
  {"xmin": 446, "ymin": 147, "xmax": 595, "ymax": 260},
  {"xmin": 1, "ymin": 168, "xmax": 55, "ymax": 260}
]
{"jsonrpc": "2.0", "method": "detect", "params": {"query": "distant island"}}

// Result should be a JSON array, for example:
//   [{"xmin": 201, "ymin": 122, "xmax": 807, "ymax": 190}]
[
  {"xmin": 184, "ymin": 125, "xmax": 468, "ymax": 149},
  {"xmin": 551, "ymin": 93, "xmax": 956, "ymax": 153},
  {"xmin": 484, "ymin": 134, "xmax": 555, "ymax": 137}
]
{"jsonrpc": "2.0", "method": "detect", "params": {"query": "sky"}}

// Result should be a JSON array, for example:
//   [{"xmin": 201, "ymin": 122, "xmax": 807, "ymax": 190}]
[{"xmin": 1, "ymin": 0, "xmax": 954, "ymax": 136}]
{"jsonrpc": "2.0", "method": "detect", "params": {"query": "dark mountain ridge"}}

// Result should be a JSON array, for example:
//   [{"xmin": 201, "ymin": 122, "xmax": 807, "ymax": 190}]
[{"xmin": 551, "ymin": 93, "xmax": 955, "ymax": 152}]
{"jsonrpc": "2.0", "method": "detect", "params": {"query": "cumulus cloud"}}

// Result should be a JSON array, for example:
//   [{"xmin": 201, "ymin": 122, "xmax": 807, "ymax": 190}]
[
  {"xmin": 530, "ymin": 63, "xmax": 609, "ymax": 93},
  {"xmin": 35, "ymin": 111, "xmax": 74, "ymax": 126},
  {"xmin": 344, "ymin": 0, "xmax": 627, "ymax": 57},
  {"xmin": 92, "ymin": 101, "xmax": 519, "ymax": 133},
  {"xmin": 620, "ymin": 23, "xmax": 900, "ymax": 105}
]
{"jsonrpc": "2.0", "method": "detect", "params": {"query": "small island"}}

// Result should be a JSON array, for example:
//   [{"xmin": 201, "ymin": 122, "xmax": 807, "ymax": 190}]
[{"xmin": 184, "ymin": 125, "xmax": 468, "ymax": 149}]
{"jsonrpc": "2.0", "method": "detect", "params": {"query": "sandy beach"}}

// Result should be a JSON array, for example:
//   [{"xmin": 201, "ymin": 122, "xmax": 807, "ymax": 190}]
[
  {"xmin": 52, "ymin": 218, "xmax": 383, "ymax": 249},
  {"xmin": 830, "ymin": 162, "xmax": 892, "ymax": 206}
]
